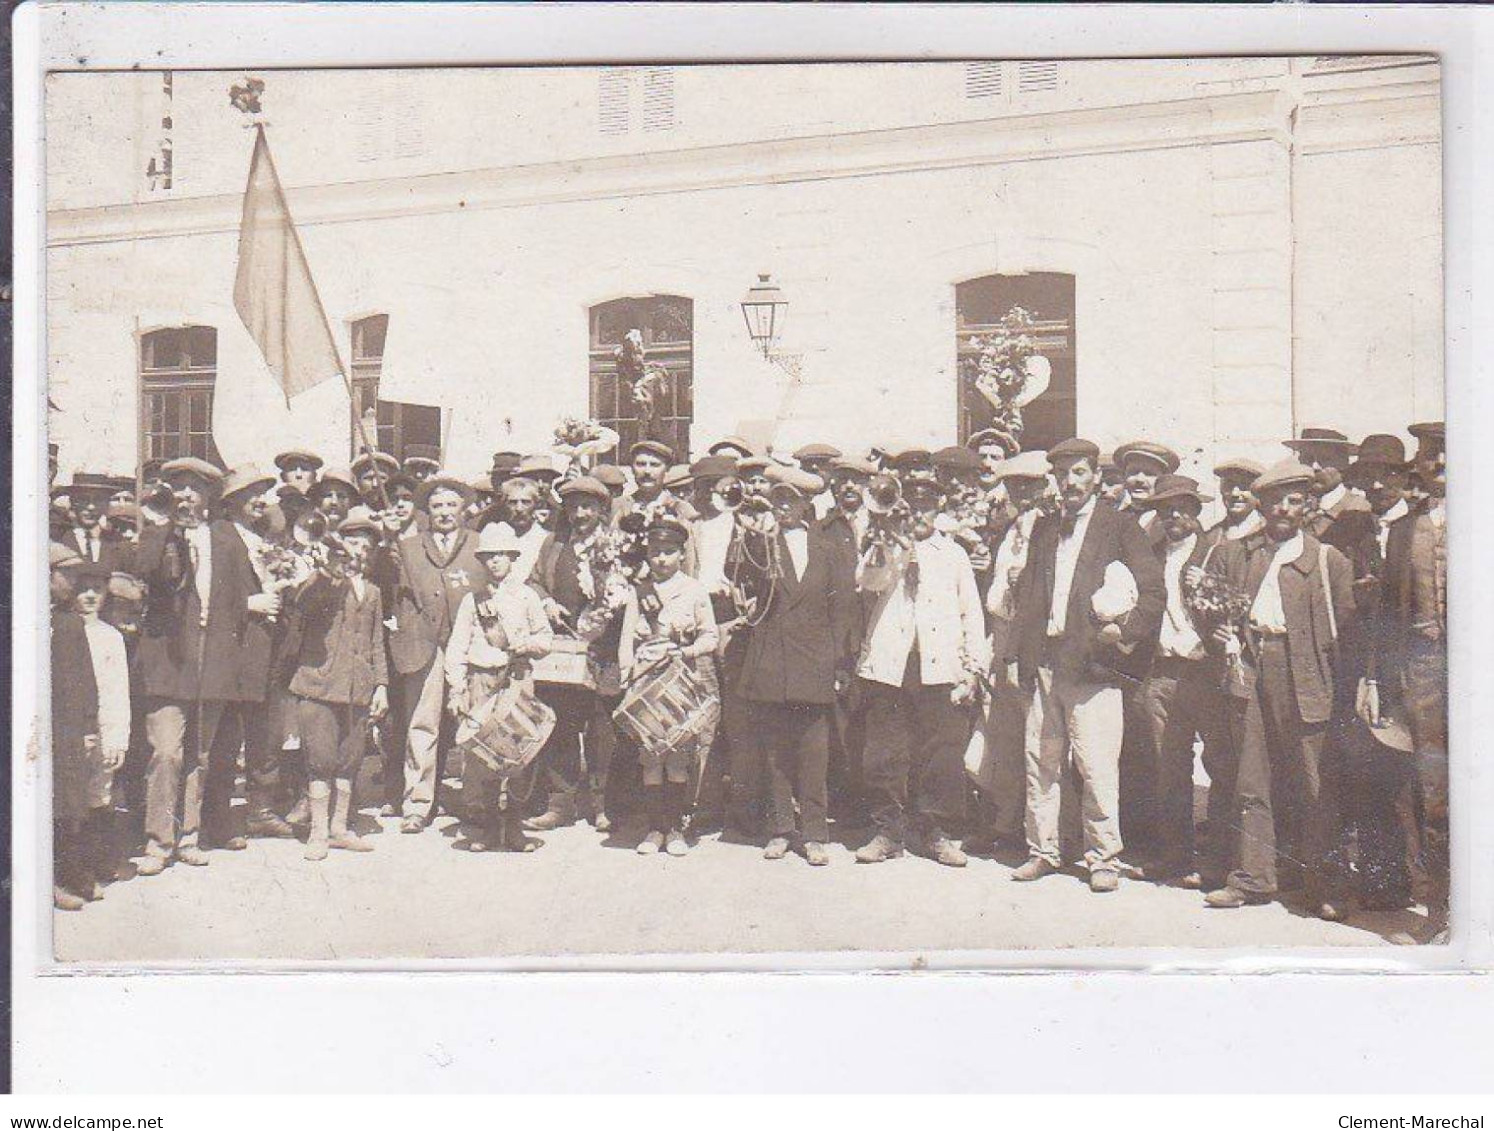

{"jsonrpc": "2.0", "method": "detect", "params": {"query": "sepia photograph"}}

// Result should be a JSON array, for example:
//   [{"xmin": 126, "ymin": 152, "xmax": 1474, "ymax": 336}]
[{"xmin": 37, "ymin": 54, "xmax": 1449, "ymax": 966}]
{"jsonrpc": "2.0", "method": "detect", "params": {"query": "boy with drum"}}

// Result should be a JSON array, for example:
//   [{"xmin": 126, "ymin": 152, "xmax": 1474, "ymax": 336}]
[{"xmin": 617, "ymin": 516, "xmax": 720, "ymax": 856}]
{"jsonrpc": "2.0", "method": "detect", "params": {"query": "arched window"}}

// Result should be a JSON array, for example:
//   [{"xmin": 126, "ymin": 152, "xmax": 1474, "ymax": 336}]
[
  {"xmin": 588, "ymin": 295, "xmax": 694, "ymax": 462},
  {"xmin": 956, "ymin": 272, "xmax": 1076, "ymax": 451},
  {"xmin": 140, "ymin": 325, "xmax": 221, "ymax": 464},
  {"xmin": 350, "ymin": 314, "xmax": 443, "ymax": 462}
]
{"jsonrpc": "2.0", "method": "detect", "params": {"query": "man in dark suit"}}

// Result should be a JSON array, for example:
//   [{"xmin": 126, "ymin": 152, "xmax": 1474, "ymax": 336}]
[
  {"xmin": 134, "ymin": 458, "xmax": 281, "ymax": 874},
  {"xmin": 735, "ymin": 467, "xmax": 859, "ymax": 865},
  {"xmin": 1202, "ymin": 459, "xmax": 1357, "ymax": 920},
  {"xmin": 383, "ymin": 475, "xmax": 482, "ymax": 832},
  {"xmin": 1008, "ymin": 438, "xmax": 1166, "ymax": 893},
  {"xmin": 55, "ymin": 473, "xmax": 136, "ymax": 577},
  {"xmin": 1284, "ymin": 427, "xmax": 1369, "ymax": 538}
]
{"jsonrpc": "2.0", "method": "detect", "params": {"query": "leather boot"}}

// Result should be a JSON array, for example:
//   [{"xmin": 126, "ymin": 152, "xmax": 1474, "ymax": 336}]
[
  {"xmin": 329, "ymin": 778, "xmax": 372, "ymax": 852},
  {"xmin": 304, "ymin": 781, "xmax": 331, "ymax": 861}
]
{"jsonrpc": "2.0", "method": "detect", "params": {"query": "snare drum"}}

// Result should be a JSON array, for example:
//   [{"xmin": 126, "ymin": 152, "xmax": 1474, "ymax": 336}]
[
  {"xmin": 456, "ymin": 679, "xmax": 557, "ymax": 777},
  {"xmin": 612, "ymin": 654, "xmax": 721, "ymax": 758}
]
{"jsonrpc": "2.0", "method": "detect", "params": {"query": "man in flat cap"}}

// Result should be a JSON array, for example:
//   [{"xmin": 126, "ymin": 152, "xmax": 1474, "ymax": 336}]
[
  {"xmin": 1008, "ymin": 438, "xmax": 1165, "ymax": 893},
  {"xmin": 401, "ymin": 444, "xmax": 442, "ymax": 484},
  {"xmin": 1382, "ymin": 421, "xmax": 1447, "ymax": 941},
  {"xmin": 793, "ymin": 443, "xmax": 842, "ymax": 520},
  {"xmin": 1208, "ymin": 458, "xmax": 1265, "ymax": 547},
  {"xmin": 270, "ymin": 449, "xmax": 323, "ymax": 534},
  {"xmin": 708, "ymin": 435, "xmax": 756, "ymax": 461},
  {"xmin": 385, "ymin": 475, "xmax": 484, "ymax": 832},
  {"xmin": 732, "ymin": 465, "xmax": 859, "ymax": 865},
  {"xmin": 1130, "ymin": 475, "xmax": 1239, "ymax": 887},
  {"xmin": 613, "ymin": 440, "xmax": 698, "ymax": 573},
  {"xmin": 854, "ymin": 469, "xmax": 989, "ymax": 867},
  {"xmin": 1202, "ymin": 459, "xmax": 1356, "ymax": 920},
  {"xmin": 132, "ymin": 458, "xmax": 281, "ymax": 873},
  {"xmin": 1113, "ymin": 440, "xmax": 1180, "ymax": 532},
  {"xmin": 967, "ymin": 428, "xmax": 1020, "ymax": 496},
  {"xmin": 523, "ymin": 475, "xmax": 628, "ymax": 833},
  {"xmin": 352, "ymin": 450, "xmax": 401, "ymax": 510}
]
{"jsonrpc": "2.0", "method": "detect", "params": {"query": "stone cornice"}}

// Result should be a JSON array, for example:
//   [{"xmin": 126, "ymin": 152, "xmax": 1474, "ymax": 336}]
[{"xmin": 49, "ymin": 88, "xmax": 1300, "ymax": 248}]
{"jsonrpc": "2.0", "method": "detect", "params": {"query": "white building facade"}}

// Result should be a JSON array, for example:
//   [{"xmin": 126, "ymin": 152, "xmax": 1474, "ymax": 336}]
[{"xmin": 45, "ymin": 57, "xmax": 1442, "ymax": 484}]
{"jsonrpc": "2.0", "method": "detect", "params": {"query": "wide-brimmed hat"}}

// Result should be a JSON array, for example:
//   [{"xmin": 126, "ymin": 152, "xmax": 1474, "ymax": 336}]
[
  {"xmin": 628, "ymin": 440, "xmax": 675, "ymax": 464},
  {"xmin": 160, "ymin": 457, "xmax": 225, "ymax": 491},
  {"xmin": 1114, "ymin": 440, "xmax": 1181, "ymax": 475},
  {"xmin": 1213, "ymin": 457, "xmax": 1265, "ymax": 482},
  {"xmin": 1047, "ymin": 438, "xmax": 1101, "ymax": 466},
  {"xmin": 338, "ymin": 506, "xmax": 382, "ymax": 538},
  {"xmin": 766, "ymin": 465, "xmax": 825, "ymax": 499},
  {"xmin": 1346, "ymin": 434, "xmax": 1408, "ymax": 485},
  {"xmin": 219, "ymin": 464, "xmax": 277, "ymax": 504},
  {"xmin": 273, "ymin": 449, "xmax": 324, "ymax": 473},
  {"xmin": 516, "ymin": 452, "xmax": 564, "ymax": 481},
  {"xmin": 415, "ymin": 475, "xmax": 476, "ymax": 509},
  {"xmin": 737, "ymin": 456, "xmax": 773, "ymax": 477},
  {"xmin": 558, "ymin": 476, "xmax": 611, "ymax": 505},
  {"xmin": 66, "ymin": 472, "xmax": 133, "ymax": 499},
  {"xmin": 475, "ymin": 523, "xmax": 523, "ymax": 557},
  {"xmin": 793, "ymin": 442, "xmax": 842, "ymax": 464},
  {"xmin": 1284, "ymin": 427, "xmax": 1357, "ymax": 454},
  {"xmin": 1252, "ymin": 459, "xmax": 1317, "ymax": 495},
  {"xmin": 966, "ymin": 428, "xmax": 1019, "ymax": 457},
  {"xmin": 1138, "ymin": 474, "xmax": 1211, "ymax": 509},
  {"xmin": 886, "ymin": 447, "xmax": 933, "ymax": 473},
  {"xmin": 995, "ymin": 451, "xmax": 1051, "ymax": 482}
]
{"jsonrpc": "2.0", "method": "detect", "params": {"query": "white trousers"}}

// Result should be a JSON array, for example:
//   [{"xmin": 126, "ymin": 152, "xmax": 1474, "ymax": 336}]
[{"xmin": 1024, "ymin": 666, "xmax": 1124, "ymax": 869}]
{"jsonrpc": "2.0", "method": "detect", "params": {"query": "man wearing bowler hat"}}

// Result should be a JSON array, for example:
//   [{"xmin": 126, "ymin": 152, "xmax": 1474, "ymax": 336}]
[
  {"xmin": 54, "ymin": 473, "xmax": 137, "ymax": 577},
  {"xmin": 1202, "ymin": 458, "xmax": 1356, "ymax": 919},
  {"xmin": 385, "ymin": 474, "xmax": 484, "ymax": 832},
  {"xmin": 1008, "ymin": 438, "xmax": 1165, "ymax": 892}
]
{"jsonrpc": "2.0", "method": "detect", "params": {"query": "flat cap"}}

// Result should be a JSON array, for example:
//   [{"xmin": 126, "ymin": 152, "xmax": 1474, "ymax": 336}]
[
  {"xmin": 558, "ymin": 476, "xmax": 611, "ymax": 504},
  {"xmin": 628, "ymin": 440, "xmax": 675, "ymax": 464},
  {"xmin": 107, "ymin": 572, "xmax": 146, "ymax": 603},
  {"xmin": 338, "ymin": 506, "xmax": 382, "ymax": 538},
  {"xmin": 402, "ymin": 444, "xmax": 442, "ymax": 469},
  {"xmin": 828, "ymin": 455, "xmax": 877, "ymax": 477},
  {"xmin": 708, "ymin": 436, "xmax": 755, "ymax": 459},
  {"xmin": 966, "ymin": 428, "xmax": 1019, "ymax": 457},
  {"xmin": 886, "ymin": 447, "xmax": 933, "ymax": 473},
  {"xmin": 1113, "ymin": 440, "xmax": 1181, "ymax": 474},
  {"xmin": 49, "ymin": 543, "xmax": 84, "ymax": 570},
  {"xmin": 309, "ymin": 468, "xmax": 358, "ymax": 497},
  {"xmin": 1047, "ymin": 438, "xmax": 1101, "ymax": 466},
  {"xmin": 592, "ymin": 464, "xmax": 628, "ymax": 490},
  {"xmin": 160, "ymin": 457, "xmax": 225, "ymax": 488},
  {"xmin": 995, "ymin": 451, "xmax": 1051, "ymax": 482},
  {"xmin": 689, "ymin": 455, "xmax": 738, "ymax": 480},
  {"xmin": 351, "ymin": 451, "xmax": 400, "ymax": 476},
  {"xmin": 737, "ymin": 456, "xmax": 773, "ymax": 476},
  {"xmin": 663, "ymin": 464, "xmax": 694, "ymax": 491},
  {"xmin": 1409, "ymin": 421, "xmax": 1445, "ymax": 446},
  {"xmin": 274, "ymin": 449, "xmax": 324, "ymax": 472},
  {"xmin": 645, "ymin": 515, "xmax": 691, "ymax": 546},
  {"xmin": 765, "ymin": 465, "xmax": 826, "ymax": 498},
  {"xmin": 1251, "ymin": 458, "xmax": 1317, "ymax": 495},
  {"xmin": 1213, "ymin": 457, "xmax": 1265, "ymax": 481},
  {"xmin": 932, "ymin": 445, "xmax": 981, "ymax": 473},
  {"xmin": 793, "ymin": 443, "xmax": 842, "ymax": 463}
]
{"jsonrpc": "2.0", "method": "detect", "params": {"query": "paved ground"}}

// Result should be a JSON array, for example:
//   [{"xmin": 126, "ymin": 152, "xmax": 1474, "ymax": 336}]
[{"xmin": 54, "ymin": 808, "xmax": 1420, "ymax": 965}]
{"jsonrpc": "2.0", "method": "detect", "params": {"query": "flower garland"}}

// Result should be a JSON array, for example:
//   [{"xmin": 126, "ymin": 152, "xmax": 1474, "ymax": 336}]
[{"xmin": 960, "ymin": 305, "xmax": 1049, "ymax": 441}]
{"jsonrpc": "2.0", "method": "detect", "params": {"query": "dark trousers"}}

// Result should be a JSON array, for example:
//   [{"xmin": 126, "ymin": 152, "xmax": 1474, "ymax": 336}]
[
  {"xmin": 1228, "ymin": 638, "xmax": 1345, "ymax": 901},
  {"xmin": 202, "ymin": 698, "xmax": 281, "ymax": 837},
  {"xmin": 535, "ymin": 683, "xmax": 595, "ymax": 817},
  {"xmin": 1117, "ymin": 686, "xmax": 1157, "ymax": 856},
  {"xmin": 1343, "ymin": 725, "xmax": 1416, "ymax": 907},
  {"xmin": 826, "ymin": 683, "xmax": 866, "ymax": 818},
  {"xmin": 383, "ymin": 666, "xmax": 418, "ymax": 810},
  {"xmin": 1136, "ymin": 657, "xmax": 1237, "ymax": 879},
  {"xmin": 297, "ymin": 697, "xmax": 370, "ymax": 781},
  {"xmin": 750, "ymin": 700, "xmax": 831, "ymax": 843},
  {"xmin": 859, "ymin": 661, "xmax": 972, "ymax": 846}
]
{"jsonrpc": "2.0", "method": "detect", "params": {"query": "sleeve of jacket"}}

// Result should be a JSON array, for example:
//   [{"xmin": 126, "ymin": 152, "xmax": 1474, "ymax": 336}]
[
  {"xmin": 1117, "ymin": 511, "xmax": 1166, "ymax": 650},
  {"xmin": 444, "ymin": 593, "xmax": 476, "ymax": 691},
  {"xmin": 1325, "ymin": 543, "xmax": 1358, "ymax": 645},
  {"xmin": 954, "ymin": 546, "xmax": 992, "ymax": 671},
  {"xmin": 370, "ymin": 588, "xmax": 389, "ymax": 686},
  {"xmin": 827, "ymin": 536, "xmax": 861, "ymax": 671}
]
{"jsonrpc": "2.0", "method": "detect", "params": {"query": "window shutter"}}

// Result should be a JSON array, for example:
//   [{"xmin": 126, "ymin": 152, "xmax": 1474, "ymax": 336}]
[
  {"xmin": 642, "ymin": 68, "xmax": 677, "ymax": 132},
  {"xmin": 598, "ymin": 68, "xmax": 633, "ymax": 135},
  {"xmin": 964, "ymin": 61, "xmax": 1004, "ymax": 99},
  {"xmin": 1017, "ymin": 61, "xmax": 1060, "ymax": 93}
]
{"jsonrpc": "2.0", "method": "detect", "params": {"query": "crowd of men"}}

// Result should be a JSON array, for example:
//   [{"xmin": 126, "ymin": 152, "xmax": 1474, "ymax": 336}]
[{"xmin": 47, "ymin": 417, "xmax": 1449, "ymax": 943}]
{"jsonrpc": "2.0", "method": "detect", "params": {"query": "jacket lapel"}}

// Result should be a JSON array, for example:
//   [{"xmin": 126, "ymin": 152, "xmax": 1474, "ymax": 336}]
[
  {"xmin": 1065, "ymin": 503, "xmax": 1110, "ymax": 631},
  {"xmin": 774, "ymin": 530, "xmax": 806, "ymax": 606}
]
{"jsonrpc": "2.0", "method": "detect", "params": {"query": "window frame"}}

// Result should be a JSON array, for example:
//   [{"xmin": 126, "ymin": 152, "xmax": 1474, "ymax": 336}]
[
  {"xmin": 138, "ymin": 325, "xmax": 221, "ymax": 465},
  {"xmin": 587, "ymin": 294, "xmax": 695, "ymax": 463},
  {"xmin": 348, "ymin": 314, "xmax": 443, "ymax": 463}
]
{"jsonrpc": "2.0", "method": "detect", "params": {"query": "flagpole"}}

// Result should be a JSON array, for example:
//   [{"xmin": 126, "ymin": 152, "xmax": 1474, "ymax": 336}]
[
  {"xmin": 134, "ymin": 314, "xmax": 145, "ymax": 502},
  {"xmin": 251, "ymin": 121, "xmax": 391, "ymax": 512}
]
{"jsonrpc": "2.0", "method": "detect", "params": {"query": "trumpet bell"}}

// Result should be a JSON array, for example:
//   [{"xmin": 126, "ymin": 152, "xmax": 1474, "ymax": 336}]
[{"xmin": 865, "ymin": 473, "xmax": 902, "ymax": 515}]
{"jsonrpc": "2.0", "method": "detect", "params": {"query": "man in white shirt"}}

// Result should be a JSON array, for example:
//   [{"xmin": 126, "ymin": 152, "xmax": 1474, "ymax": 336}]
[
  {"xmin": 494, "ymin": 478, "xmax": 550, "ymax": 587},
  {"xmin": 853, "ymin": 471, "xmax": 989, "ymax": 867},
  {"xmin": 72, "ymin": 564, "xmax": 132, "ymax": 898},
  {"xmin": 1284, "ymin": 426, "xmax": 1369, "ymax": 538},
  {"xmin": 1202, "ymin": 459, "xmax": 1356, "ymax": 921},
  {"xmin": 1132, "ymin": 475, "xmax": 1237, "ymax": 887},
  {"xmin": 1113, "ymin": 440, "xmax": 1180, "ymax": 533},
  {"xmin": 1208, "ymin": 458, "xmax": 1266, "ymax": 545}
]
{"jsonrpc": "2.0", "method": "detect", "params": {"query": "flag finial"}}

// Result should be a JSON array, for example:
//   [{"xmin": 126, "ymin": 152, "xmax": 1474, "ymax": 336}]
[{"xmin": 229, "ymin": 76, "xmax": 265, "ymax": 117}]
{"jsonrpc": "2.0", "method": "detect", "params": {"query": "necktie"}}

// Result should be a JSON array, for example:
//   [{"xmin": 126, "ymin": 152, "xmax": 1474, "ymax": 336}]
[{"xmin": 1060, "ymin": 513, "xmax": 1078, "ymax": 537}]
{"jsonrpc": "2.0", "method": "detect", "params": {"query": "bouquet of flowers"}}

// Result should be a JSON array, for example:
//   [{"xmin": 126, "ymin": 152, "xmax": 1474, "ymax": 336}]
[
  {"xmin": 960, "ymin": 306, "xmax": 1053, "ymax": 440},
  {"xmin": 553, "ymin": 416, "xmax": 620, "ymax": 462},
  {"xmin": 1183, "ymin": 568, "xmax": 1254, "ymax": 694},
  {"xmin": 615, "ymin": 496, "xmax": 685, "ymax": 583},
  {"xmin": 253, "ymin": 540, "xmax": 315, "ymax": 589}
]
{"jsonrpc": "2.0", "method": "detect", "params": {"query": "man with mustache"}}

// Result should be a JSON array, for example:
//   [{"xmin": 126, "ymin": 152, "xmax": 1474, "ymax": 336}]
[
  {"xmin": 1202, "ymin": 460, "xmax": 1356, "ymax": 920},
  {"xmin": 1008, "ymin": 438, "xmax": 1166, "ymax": 893},
  {"xmin": 1284, "ymin": 427, "xmax": 1369, "ymax": 538}
]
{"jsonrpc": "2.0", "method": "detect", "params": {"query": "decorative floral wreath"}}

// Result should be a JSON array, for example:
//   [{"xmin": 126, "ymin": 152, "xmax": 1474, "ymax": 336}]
[{"xmin": 960, "ymin": 305, "xmax": 1053, "ymax": 440}]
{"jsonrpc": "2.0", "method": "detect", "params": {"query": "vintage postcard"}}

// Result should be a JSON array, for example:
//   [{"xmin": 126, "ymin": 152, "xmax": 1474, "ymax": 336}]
[{"xmin": 40, "ymin": 57, "xmax": 1447, "ymax": 964}]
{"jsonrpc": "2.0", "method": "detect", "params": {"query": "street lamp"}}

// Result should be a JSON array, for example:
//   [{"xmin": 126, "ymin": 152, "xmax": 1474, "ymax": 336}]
[{"xmin": 740, "ymin": 273, "xmax": 787, "ymax": 359}]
